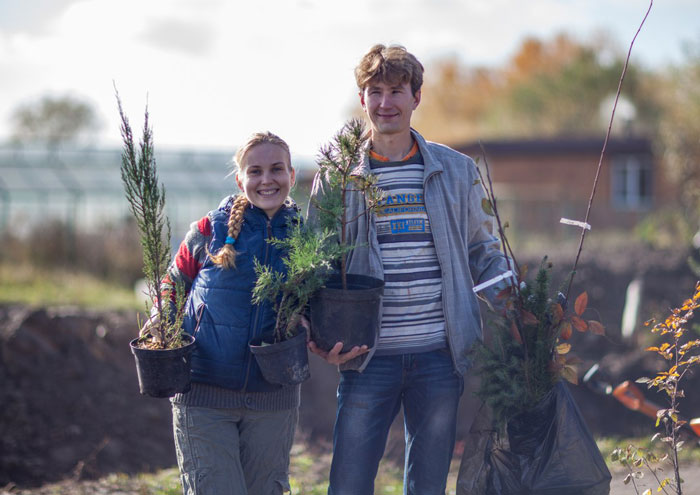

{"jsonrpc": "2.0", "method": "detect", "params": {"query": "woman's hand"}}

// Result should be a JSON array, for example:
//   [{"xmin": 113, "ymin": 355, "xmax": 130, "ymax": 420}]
[{"xmin": 139, "ymin": 314, "xmax": 160, "ymax": 338}]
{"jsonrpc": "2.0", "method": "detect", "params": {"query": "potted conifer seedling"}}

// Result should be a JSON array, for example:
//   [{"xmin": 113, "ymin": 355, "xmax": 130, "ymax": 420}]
[
  {"xmin": 249, "ymin": 222, "xmax": 340, "ymax": 385},
  {"xmin": 307, "ymin": 119, "xmax": 385, "ymax": 352},
  {"xmin": 466, "ymin": 13, "xmax": 650, "ymax": 490},
  {"xmin": 117, "ymin": 91, "xmax": 194, "ymax": 398},
  {"xmin": 464, "ymin": 150, "xmax": 610, "ymax": 493}
]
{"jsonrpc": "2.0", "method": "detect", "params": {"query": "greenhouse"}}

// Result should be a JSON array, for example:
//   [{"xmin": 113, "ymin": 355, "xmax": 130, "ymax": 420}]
[{"xmin": 0, "ymin": 146, "xmax": 314, "ymax": 241}]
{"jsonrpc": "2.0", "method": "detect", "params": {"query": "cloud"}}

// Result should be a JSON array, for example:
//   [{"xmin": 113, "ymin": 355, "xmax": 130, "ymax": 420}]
[
  {"xmin": 139, "ymin": 17, "xmax": 217, "ymax": 57},
  {"xmin": 0, "ymin": 0, "xmax": 86, "ymax": 34}
]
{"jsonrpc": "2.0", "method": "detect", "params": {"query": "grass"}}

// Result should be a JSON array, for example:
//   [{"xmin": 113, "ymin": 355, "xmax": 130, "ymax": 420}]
[
  {"xmin": 2, "ymin": 469, "xmax": 184, "ymax": 495},
  {"xmin": 4, "ymin": 444, "xmax": 455, "ymax": 495},
  {"xmin": 109, "ymin": 436, "xmax": 700, "ymax": 494},
  {"xmin": 3, "ymin": 429, "xmax": 698, "ymax": 494},
  {"xmin": 286, "ymin": 442, "xmax": 454, "ymax": 495},
  {"xmin": 0, "ymin": 261, "xmax": 141, "ymax": 310},
  {"xmin": 12, "ymin": 436, "xmax": 698, "ymax": 494},
  {"xmin": 133, "ymin": 469, "xmax": 182, "ymax": 495}
]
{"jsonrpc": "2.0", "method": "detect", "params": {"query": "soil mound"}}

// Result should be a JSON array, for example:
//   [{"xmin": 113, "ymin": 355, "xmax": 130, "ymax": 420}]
[{"xmin": 0, "ymin": 306, "xmax": 174, "ymax": 487}]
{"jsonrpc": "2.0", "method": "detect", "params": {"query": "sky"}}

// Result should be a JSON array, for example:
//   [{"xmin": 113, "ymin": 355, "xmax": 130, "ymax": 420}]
[{"xmin": 0, "ymin": 0, "xmax": 698, "ymax": 159}]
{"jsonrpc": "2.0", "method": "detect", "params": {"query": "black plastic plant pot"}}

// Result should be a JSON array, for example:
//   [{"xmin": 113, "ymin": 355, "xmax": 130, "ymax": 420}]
[
  {"xmin": 309, "ymin": 273, "xmax": 384, "ymax": 352},
  {"xmin": 249, "ymin": 330, "xmax": 310, "ymax": 386},
  {"xmin": 129, "ymin": 334, "xmax": 195, "ymax": 398}
]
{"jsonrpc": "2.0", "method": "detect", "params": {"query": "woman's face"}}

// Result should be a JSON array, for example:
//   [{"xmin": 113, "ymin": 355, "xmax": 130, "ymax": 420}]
[{"xmin": 236, "ymin": 143, "xmax": 295, "ymax": 218}]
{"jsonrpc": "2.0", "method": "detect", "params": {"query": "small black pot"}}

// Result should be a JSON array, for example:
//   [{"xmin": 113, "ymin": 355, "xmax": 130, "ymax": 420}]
[
  {"xmin": 130, "ymin": 334, "xmax": 195, "ymax": 398},
  {"xmin": 309, "ymin": 273, "xmax": 384, "ymax": 352},
  {"xmin": 249, "ymin": 330, "xmax": 310, "ymax": 386}
]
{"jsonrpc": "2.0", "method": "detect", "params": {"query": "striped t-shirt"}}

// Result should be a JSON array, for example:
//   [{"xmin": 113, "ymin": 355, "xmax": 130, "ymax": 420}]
[{"xmin": 369, "ymin": 143, "xmax": 447, "ymax": 355}]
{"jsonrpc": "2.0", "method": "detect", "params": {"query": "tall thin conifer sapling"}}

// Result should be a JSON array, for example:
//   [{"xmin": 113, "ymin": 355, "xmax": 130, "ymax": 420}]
[{"xmin": 116, "ymin": 89, "xmax": 186, "ymax": 350}]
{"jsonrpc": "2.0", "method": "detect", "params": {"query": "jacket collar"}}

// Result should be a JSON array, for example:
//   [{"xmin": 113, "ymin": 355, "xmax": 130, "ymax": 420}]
[
  {"xmin": 351, "ymin": 128, "xmax": 444, "ymax": 179},
  {"xmin": 411, "ymin": 128, "xmax": 444, "ymax": 177},
  {"xmin": 246, "ymin": 199, "xmax": 300, "ymax": 227},
  {"xmin": 217, "ymin": 194, "xmax": 300, "ymax": 227}
]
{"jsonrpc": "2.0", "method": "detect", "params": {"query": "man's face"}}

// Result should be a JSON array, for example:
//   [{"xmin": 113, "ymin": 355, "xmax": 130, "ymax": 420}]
[{"xmin": 360, "ymin": 79, "xmax": 421, "ymax": 138}]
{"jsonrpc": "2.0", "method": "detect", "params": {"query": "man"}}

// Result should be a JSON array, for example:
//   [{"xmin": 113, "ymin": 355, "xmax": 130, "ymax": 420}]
[{"xmin": 308, "ymin": 44, "xmax": 511, "ymax": 495}]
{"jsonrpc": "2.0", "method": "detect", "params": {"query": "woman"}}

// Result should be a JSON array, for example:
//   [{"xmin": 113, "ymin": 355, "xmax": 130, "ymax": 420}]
[{"xmin": 156, "ymin": 131, "xmax": 299, "ymax": 495}]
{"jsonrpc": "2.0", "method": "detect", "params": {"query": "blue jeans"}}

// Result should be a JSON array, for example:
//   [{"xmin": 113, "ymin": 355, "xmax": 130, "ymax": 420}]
[{"xmin": 328, "ymin": 349, "xmax": 463, "ymax": 495}]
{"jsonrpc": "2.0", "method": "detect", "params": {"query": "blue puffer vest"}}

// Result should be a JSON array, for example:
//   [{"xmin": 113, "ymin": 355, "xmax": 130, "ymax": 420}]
[{"xmin": 182, "ymin": 198, "xmax": 299, "ymax": 393}]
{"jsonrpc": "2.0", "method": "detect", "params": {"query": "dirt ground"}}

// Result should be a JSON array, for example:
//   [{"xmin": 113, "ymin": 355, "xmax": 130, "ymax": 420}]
[
  {"xmin": 1, "ymin": 246, "xmax": 699, "ymax": 492},
  {"xmin": 0, "ymin": 305, "xmax": 175, "ymax": 487}
]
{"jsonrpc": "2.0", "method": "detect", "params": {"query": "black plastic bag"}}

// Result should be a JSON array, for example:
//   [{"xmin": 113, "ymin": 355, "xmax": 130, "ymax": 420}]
[
  {"xmin": 458, "ymin": 381, "xmax": 611, "ymax": 495},
  {"xmin": 456, "ymin": 403, "xmax": 495, "ymax": 494}
]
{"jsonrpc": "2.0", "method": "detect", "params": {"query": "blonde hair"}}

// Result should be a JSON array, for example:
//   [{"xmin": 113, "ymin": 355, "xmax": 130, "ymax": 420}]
[
  {"xmin": 234, "ymin": 131, "xmax": 291, "ymax": 177},
  {"xmin": 210, "ymin": 132, "xmax": 291, "ymax": 269},
  {"xmin": 209, "ymin": 194, "xmax": 249, "ymax": 269},
  {"xmin": 355, "ymin": 44, "xmax": 424, "ymax": 95}
]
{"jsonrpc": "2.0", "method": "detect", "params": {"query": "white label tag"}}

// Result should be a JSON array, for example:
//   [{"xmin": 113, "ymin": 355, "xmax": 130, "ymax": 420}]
[
  {"xmin": 560, "ymin": 218, "xmax": 591, "ymax": 230},
  {"xmin": 473, "ymin": 270, "xmax": 514, "ymax": 293}
]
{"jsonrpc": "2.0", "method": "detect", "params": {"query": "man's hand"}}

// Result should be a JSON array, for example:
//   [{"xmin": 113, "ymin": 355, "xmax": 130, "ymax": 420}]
[{"xmin": 308, "ymin": 340, "xmax": 369, "ymax": 365}]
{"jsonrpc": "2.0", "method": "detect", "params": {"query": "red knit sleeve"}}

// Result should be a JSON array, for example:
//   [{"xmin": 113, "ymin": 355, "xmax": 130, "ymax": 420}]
[{"xmin": 162, "ymin": 215, "xmax": 213, "ymax": 302}]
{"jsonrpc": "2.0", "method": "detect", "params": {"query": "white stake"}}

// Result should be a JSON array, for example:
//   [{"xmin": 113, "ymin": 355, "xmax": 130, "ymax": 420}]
[{"xmin": 560, "ymin": 218, "xmax": 592, "ymax": 230}]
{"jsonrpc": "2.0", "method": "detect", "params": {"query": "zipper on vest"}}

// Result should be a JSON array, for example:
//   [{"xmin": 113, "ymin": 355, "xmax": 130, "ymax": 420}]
[{"xmin": 242, "ymin": 218, "xmax": 273, "ymax": 391}]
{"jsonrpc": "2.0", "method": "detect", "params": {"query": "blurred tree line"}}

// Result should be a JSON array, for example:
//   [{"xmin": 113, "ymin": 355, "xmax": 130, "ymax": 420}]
[
  {"xmin": 409, "ymin": 32, "xmax": 700, "ymax": 247},
  {"xmin": 657, "ymin": 43, "xmax": 700, "ymax": 239},
  {"xmin": 9, "ymin": 94, "xmax": 101, "ymax": 148},
  {"xmin": 413, "ymin": 33, "xmax": 661, "ymax": 142}
]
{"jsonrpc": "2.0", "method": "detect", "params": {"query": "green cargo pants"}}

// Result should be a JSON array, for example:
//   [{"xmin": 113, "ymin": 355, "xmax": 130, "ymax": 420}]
[{"xmin": 172, "ymin": 403, "xmax": 298, "ymax": 495}]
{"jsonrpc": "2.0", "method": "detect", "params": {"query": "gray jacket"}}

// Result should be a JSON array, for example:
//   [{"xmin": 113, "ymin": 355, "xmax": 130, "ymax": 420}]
[{"xmin": 308, "ymin": 129, "xmax": 511, "ymax": 375}]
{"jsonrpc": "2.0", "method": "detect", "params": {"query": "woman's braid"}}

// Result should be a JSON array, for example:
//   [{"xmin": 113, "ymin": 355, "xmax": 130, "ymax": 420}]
[{"xmin": 209, "ymin": 194, "xmax": 249, "ymax": 269}]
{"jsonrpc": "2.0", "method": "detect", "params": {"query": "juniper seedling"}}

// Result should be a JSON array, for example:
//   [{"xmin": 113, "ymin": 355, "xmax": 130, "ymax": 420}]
[
  {"xmin": 252, "ymin": 222, "xmax": 342, "ymax": 343},
  {"xmin": 116, "ymin": 88, "xmax": 186, "ymax": 350}
]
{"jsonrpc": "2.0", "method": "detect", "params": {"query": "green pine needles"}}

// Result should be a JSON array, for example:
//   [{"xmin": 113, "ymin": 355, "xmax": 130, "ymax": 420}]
[
  {"xmin": 116, "ymin": 89, "xmax": 186, "ymax": 349},
  {"xmin": 311, "ymin": 118, "xmax": 384, "ymax": 289},
  {"xmin": 252, "ymin": 222, "xmax": 341, "ymax": 343}
]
